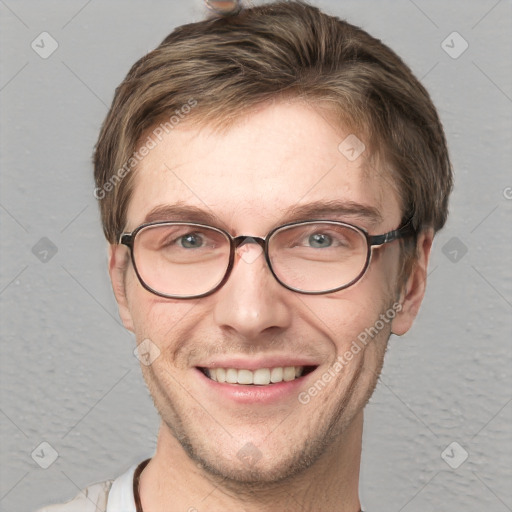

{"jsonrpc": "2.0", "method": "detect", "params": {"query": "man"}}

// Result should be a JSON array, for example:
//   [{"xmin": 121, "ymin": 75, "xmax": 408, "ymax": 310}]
[{"xmin": 40, "ymin": 1, "xmax": 452, "ymax": 510}]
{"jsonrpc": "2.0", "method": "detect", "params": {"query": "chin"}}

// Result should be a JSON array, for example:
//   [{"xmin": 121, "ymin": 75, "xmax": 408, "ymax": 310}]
[
  {"xmin": 166, "ymin": 415, "xmax": 342, "ymax": 487},
  {"xmin": 189, "ymin": 444, "xmax": 316, "ymax": 485}
]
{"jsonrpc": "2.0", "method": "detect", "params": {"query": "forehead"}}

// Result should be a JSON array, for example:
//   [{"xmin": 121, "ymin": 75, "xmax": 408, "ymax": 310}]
[{"xmin": 127, "ymin": 100, "xmax": 401, "ymax": 232}]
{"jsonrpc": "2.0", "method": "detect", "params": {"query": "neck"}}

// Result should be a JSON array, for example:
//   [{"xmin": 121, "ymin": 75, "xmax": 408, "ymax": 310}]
[{"xmin": 139, "ymin": 412, "xmax": 363, "ymax": 512}]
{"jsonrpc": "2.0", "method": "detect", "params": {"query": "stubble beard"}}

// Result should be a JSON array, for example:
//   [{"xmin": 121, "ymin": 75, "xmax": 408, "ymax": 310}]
[{"xmin": 140, "ymin": 325, "xmax": 390, "ymax": 491}]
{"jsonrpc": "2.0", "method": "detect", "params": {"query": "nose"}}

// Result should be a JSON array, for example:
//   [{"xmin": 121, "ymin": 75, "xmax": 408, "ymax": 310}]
[{"xmin": 212, "ymin": 238, "xmax": 292, "ymax": 340}]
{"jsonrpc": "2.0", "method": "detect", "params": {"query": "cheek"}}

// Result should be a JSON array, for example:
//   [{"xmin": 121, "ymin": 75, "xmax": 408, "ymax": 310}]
[
  {"xmin": 302, "ymin": 262, "xmax": 399, "ymax": 353},
  {"xmin": 125, "ymin": 269, "xmax": 194, "ymax": 342},
  {"xmin": 370, "ymin": 244, "xmax": 403, "ymax": 297},
  {"xmin": 320, "ymin": 298, "xmax": 386, "ymax": 347}
]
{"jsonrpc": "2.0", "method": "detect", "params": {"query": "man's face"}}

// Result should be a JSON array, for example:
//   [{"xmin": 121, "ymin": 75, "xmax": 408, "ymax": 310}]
[{"xmin": 111, "ymin": 100, "xmax": 414, "ymax": 482}]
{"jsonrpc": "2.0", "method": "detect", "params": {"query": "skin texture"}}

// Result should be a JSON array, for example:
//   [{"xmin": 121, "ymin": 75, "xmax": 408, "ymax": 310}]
[{"xmin": 109, "ymin": 99, "xmax": 433, "ymax": 512}]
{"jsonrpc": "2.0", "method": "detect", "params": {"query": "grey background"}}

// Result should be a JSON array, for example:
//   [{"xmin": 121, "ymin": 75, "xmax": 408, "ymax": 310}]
[{"xmin": 1, "ymin": 1, "xmax": 511, "ymax": 511}]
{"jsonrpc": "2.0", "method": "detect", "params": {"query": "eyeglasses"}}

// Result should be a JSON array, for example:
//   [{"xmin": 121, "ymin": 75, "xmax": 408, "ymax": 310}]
[{"xmin": 119, "ymin": 219, "xmax": 415, "ymax": 299}]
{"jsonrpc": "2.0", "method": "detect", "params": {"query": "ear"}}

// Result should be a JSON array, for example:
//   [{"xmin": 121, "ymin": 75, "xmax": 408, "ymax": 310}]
[
  {"xmin": 108, "ymin": 244, "xmax": 135, "ymax": 332},
  {"xmin": 391, "ymin": 229, "xmax": 434, "ymax": 336}
]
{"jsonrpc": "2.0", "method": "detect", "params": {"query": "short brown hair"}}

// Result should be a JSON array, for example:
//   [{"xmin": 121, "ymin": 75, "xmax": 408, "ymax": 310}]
[{"xmin": 94, "ymin": 1, "xmax": 452, "ymax": 265}]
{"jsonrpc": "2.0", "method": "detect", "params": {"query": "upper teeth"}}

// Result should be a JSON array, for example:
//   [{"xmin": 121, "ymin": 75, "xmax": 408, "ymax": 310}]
[{"xmin": 206, "ymin": 366, "xmax": 304, "ymax": 385}]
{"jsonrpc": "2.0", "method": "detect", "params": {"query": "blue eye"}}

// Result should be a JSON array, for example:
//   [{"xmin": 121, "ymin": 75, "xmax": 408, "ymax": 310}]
[
  {"xmin": 308, "ymin": 233, "xmax": 332, "ymax": 248},
  {"xmin": 179, "ymin": 233, "xmax": 204, "ymax": 249}
]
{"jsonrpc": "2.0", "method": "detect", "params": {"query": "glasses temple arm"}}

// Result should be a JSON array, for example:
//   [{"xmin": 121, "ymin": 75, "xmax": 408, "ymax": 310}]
[
  {"xmin": 119, "ymin": 233, "xmax": 134, "ymax": 247},
  {"xmin": 368, "ymin": 219, "xmax": 416, "ymax": 247}
]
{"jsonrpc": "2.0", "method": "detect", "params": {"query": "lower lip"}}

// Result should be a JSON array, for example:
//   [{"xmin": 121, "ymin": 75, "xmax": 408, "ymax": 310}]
[{"xmin": 195, "ymin": 368, "xmax": 313, "ymax": 405}]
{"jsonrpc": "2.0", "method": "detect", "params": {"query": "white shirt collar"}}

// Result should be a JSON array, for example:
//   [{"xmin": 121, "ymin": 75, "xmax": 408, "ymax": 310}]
[{"xmin": 106, "ymin": 463, "xmax": 138, "ymax": 512}]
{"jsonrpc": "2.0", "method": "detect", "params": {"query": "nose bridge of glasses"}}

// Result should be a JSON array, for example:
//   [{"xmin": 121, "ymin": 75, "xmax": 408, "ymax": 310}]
[{"xmin": 233, "ymin": 235, "xmax": 266, "ymax": 250}]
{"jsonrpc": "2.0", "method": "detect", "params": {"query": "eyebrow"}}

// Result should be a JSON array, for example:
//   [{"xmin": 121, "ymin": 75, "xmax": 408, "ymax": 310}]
[
  {"xmin": 284, "ymin": 200, "xmax": 383, "ymax": 225},
  {"xmin": 143, "ymin": 203, "xmax": 222, "ymax": 226},
  {"xmin": 141, "ymin": 199, "xmax": 383, "ymax": 231}
]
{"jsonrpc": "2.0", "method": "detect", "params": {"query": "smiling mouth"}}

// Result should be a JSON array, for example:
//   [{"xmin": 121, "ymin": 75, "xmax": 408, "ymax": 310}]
[{"xmin": 199, "ymin": 366, "xmax": 317, "ymax": 385}]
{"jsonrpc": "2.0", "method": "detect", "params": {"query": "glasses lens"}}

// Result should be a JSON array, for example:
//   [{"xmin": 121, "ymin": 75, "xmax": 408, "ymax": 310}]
[
  {"xmin": 133, "ymin": 223, "xmax": 231, "ymax": 297},
  {"xmin": 268, "ymin": 222, "xmax": 368, "ymax": 293}
]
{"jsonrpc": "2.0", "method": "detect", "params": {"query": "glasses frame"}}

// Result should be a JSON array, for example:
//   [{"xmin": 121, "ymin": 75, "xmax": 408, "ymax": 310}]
[{"xmin": 119, "ymin": 218, "xmax": 416, "ymax": 299}]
